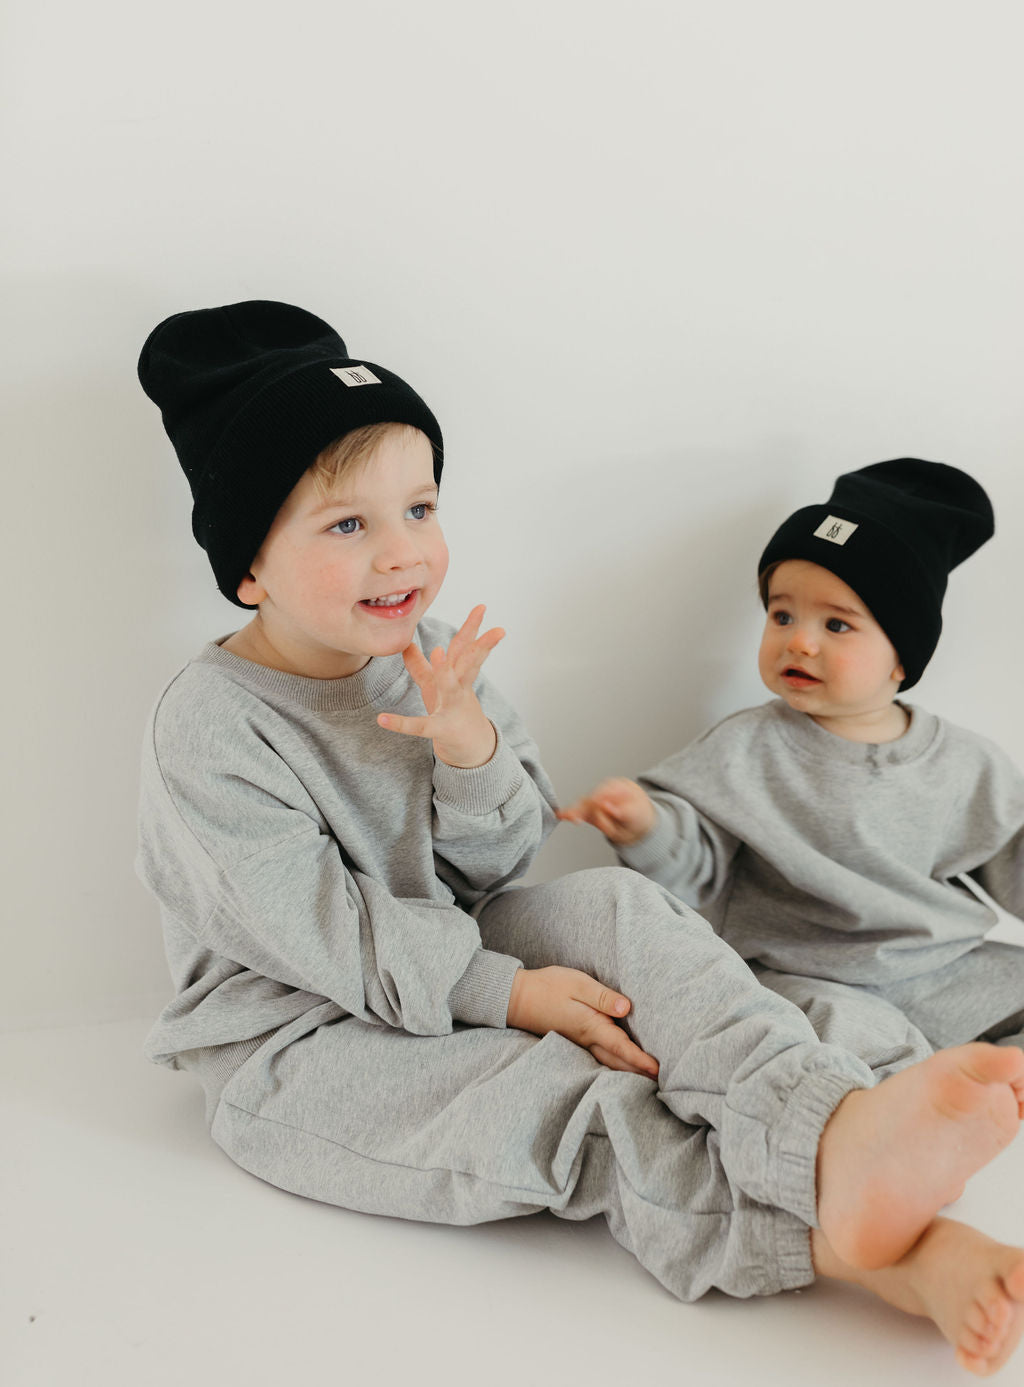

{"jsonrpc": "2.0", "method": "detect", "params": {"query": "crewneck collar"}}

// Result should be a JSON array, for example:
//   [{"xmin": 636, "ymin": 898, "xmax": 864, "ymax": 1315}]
[
  {"xmin": 197, "ymin": 637, "xmax": 408, "ymax": 711},
  {"xmin": 770, "ymin": 698, "xmax": 939, "ymax": 766}
]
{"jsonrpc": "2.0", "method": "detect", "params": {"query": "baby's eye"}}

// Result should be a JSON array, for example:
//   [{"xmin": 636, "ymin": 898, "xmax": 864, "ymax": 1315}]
[
  {"xmin": 771, "ymin": 610, "xmax": 792, "ymax": 626},
  {"xmin": 406, "ymin": 502, "xmax": 435, "ymax": 521},
  {"xmin": 329, "ymin": 517, "xmax": 362, "ymax": 536},
  {"xmin": 825, "ymin": 617, "xmax": 851, "ymax": 634}
]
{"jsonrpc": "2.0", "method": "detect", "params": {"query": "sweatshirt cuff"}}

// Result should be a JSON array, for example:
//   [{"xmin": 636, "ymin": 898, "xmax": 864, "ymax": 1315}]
[
  {"xmin": 432, "ymin": 724, "xmax": 525, "ymax": 816},
  {"xmin": 617, "ymin": 802, "xmax": 679, "ymax": 878},
  {"xmin": 448, "ymin": 948, "xmax": 523, "ymax": 1028}
]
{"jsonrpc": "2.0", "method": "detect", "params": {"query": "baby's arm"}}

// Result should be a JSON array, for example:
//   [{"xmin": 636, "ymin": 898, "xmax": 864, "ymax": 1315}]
[
  {"xmin": 561, "ymin": 750, "xmax": 742, "ymax": 910},
  {"xmin": 965, "ymin": 748, "xmax": 1024, "ymax": 922},
  {"xmin": 972, "ymin": 839, "xmax": 1024, "ymax": 922},
  {"xmin": 559, "ymin": 778, "xmax": 657, "ymax": 845}
]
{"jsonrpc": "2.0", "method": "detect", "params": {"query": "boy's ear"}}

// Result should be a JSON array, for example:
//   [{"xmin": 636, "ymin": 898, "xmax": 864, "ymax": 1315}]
[
  {"xmin": 893, "ymin": 660, "xmax": 906, "ymax": 685},
  {"xmin": 236, "ymin": 570, "xmax": 267, "ymax": 605}
]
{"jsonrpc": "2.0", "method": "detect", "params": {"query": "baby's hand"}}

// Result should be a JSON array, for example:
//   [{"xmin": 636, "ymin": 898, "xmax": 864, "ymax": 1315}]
[
  {"xmin": 507, "ymin": 966, "xmax": 659, "ymax": 1078},
  {"xmin": 558, "ymin": 778, "xmax": 656, "ymax": 845},
  {"xmin": 377, "ymin": 605, "xmax": 504, "ymax": 768}
]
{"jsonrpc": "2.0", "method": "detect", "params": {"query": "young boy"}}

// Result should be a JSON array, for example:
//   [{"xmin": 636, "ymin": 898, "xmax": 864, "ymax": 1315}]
[
  {"xmin": 562, "ymin": 458, "xmax": 1024, "ymax": 1080},
  {"xmin": 138, "ymin": 311, "xmax": 1024, "ymax": 1374}
]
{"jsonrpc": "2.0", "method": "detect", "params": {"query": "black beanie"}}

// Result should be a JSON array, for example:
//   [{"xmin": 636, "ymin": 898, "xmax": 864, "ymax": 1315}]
[
  {"xmin": 757, "ymin": 458, "xmax": 994, "ymax": 691},
  {"xmin": 138, "ymin": 300, "xmax": 444, "ymax": 607}
]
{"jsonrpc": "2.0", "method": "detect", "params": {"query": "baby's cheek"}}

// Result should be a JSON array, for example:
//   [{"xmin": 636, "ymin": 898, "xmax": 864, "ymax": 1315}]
[
  {"xmin": 756, "ymin": 639, "xmax": 777, "ymax": 682},
  {"xmin": 830, "ymin": 653, "xmax": 864, "ymax": 686}
]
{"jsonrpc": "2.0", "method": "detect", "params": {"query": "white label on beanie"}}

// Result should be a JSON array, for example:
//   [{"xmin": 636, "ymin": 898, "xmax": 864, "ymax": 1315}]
[
  {"xmin": 331, "ymin": 365, "xmax": 381, "ymax": 387},
  {"xmin": 814, "ymin": 515, "xmax": 858, "ymax": 546}
]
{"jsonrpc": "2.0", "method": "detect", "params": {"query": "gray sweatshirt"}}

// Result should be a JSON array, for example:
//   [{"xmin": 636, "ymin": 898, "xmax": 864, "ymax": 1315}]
[
  {"xmin": 619, "ymin": 699, "xmax": 1024, "ymax": 986},
  {"xmin": 138, "ymin": 617, "xmax": 558, "ymax": 1066}
]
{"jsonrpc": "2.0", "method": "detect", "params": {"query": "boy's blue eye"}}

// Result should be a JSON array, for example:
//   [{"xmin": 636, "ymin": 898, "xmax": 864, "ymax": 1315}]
[
  {"xmin": 825, "ymin": 618, "xmax": 851, "ymax": 634},
  {"xmin": 772, "ymin": 611, "xmax": 792, "ymax": 626},
  {"xmin": 330, "ymin": 517, "xmax": 361, "ymax": 536},
  {"xmin": 407, "ymin": 502, "xmax": 432, "ymax": 520}
]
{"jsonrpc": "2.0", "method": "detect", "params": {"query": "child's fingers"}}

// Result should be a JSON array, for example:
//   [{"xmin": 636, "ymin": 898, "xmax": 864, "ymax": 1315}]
[
  {"xmin": 561, "ymin": 799, "xmax": 630, "ymax": 840},
  {"xmin": 589, "ymin": 1039, "xmax": 660, "ymax": 1078},
  {"xmin": 556, "ymin": 799, "xmax": 606, "ymax": 830},
  {"xmin": 430, "ymin": 629, "xmax": 505, "ymax": 703},
  {"xmin": 461, "ymin": 626, "xmax": 505, "ymax": 682},
  {"xmin": 583, "ymin": 1015, "xmax": 659, "ymax": 1076},
  {"xmin": 566, "ymin": 975, "xmax": 660, "ymax": 1075},
  {"xmin": 575, "ymin": 977, "xmax": 631, "ymax": 1019},
  {"xmin": 429, "ymin": 648, "xmax": 467, "ymax": 704},
  {"xmin": 403, "ymin": 644, "xmax": 429, "ymax": 669},
  {"xmin": 446, "ymin": 622, "xmax": 503, "ymax": 680},
  {"xmin": 596, "ymin": 778, "xmax": 643, "ymax": 811},
  {"xmin": 377, "ymin": 711, "xmax": 434, "ymax": 739},
  {"xmin": 591, "ymin": 805, "xmax": 631, "ymax": 837},
  {"xmin": 564, "ymin": 780, "xmax": 629, "ymax": 816},
  {"xmin": 402, "ymin": 644, "xmax": 439, "ymax": 711},
  {"xmin": 447, "ymin": 604, "xmax": 486, "ymax": 664}
]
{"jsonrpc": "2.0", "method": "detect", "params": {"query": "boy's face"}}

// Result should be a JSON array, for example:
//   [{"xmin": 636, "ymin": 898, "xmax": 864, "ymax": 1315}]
[
  {"xmin": 758, "ymin": 560, "xmax": 905, "ymax": 728},
  {"xmin": 237, "ymin": 427, "xmax": 448, "ymax": 678}
]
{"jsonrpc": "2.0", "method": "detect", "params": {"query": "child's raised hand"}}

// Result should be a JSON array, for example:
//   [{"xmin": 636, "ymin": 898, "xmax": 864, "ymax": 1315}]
[
  {"xmin": 558, "ymin": 778, "xmax": 656, "ymax": 845},
  {"xmin": 378, "ymin": 605, "xmax": 505, "ymax": 768},
  {"xmin": 507, "ymin": 965, "xmax": 659, "ymax": 1078}
]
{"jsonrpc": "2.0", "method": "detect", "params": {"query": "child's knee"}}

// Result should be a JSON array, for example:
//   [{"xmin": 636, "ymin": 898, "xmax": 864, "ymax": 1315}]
[{"xmin": 570, "ymin": 863, "xmax": 663, "ymax": 904}]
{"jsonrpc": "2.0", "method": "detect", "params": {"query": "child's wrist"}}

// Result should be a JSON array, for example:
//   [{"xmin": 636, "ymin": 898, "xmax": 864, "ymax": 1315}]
[{"xmin": 434, "ymin": 719, "xmax": 498, "ymax": 769}]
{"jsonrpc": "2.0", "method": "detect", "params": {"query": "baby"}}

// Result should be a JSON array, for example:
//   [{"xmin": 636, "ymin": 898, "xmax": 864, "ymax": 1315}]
[{"xmin": 563, "ymin": 459, "xmax": 1024, "ymax": 1075}]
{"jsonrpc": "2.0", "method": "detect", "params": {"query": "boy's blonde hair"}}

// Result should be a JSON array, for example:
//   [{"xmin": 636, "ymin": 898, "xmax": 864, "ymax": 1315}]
[{"xmin": 310, "ymin": 421, "xmax": 422, "ymax": 499}]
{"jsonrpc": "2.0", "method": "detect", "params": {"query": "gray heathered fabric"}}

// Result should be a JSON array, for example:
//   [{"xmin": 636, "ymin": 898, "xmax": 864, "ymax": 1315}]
[
  {"xmin": 211, "ymin": 867, "xmax": 871, "ymax": 1301},
  {"xmin": 138, "ymin": 628, "xmax": 873, "ymax": 1302},
  {"xmin": 139, "ymin": 617, "xmax": 554, "ymax": 1062},
  {"xmin": 620, "ymin": 699, "xmax": 1024, "ymax": 1051}
]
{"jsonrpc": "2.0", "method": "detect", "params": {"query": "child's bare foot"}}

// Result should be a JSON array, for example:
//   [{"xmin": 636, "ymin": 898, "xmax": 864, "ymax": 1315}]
[
  {"xmin": 817, "ymin": 1043, "xmax": 1024, "ymax": 1269},
  {"xmin": 813, "ymin": 1219, "xmax": 1024, "ymax": 1376}
]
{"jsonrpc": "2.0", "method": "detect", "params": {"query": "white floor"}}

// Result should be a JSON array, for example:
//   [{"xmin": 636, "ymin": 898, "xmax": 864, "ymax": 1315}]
[{"xmin": 4, "ymin": 1018, "xmax": 1024, "ymax": 1387}]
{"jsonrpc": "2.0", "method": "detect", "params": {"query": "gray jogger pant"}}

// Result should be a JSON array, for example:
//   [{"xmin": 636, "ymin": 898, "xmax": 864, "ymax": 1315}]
[
  {"xmin": 753, "ymin": 940, "xmax": 1024, "ymax": 1066},
  {"xmin": 878, "ymin": 941, "xmax": 1024, "ymax": 1052},
  {"xmin": 750, "ymin": 968, "xmax": 935, "ymax": 1075},
  {"xmin": 201, "ymin": 868, "xmax": 872, "ymax": 1302}
]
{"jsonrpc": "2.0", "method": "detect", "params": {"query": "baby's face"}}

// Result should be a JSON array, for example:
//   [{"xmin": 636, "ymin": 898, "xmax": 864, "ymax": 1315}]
[
  {"xmin": 758, "ymin": 561, "xmax": 905, "ymax": 732},
  {"xmin": 238, "ymin": 427, "xmax": 449, "ymax": 678}
]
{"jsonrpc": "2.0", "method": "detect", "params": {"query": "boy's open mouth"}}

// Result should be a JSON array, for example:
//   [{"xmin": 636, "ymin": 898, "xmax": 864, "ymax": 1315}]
[{"xmin": 359, "ymin": 590, "xmax": 417, "ymax": 619}]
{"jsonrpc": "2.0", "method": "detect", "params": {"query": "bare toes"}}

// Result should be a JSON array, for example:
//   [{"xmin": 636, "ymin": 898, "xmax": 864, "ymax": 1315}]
[
  {"xmin": 961, "ymin": 1326, "xmax": 995, "ymax": 1358},
  {"xmin": 979, "ymin": 1291, "xmax": 1012, "ymax": 1335},
  {"xmin": 957, "ymin": 1348, "xmax": 994, "ymax": 1377},
  {"xmin": 1005, "ymin": 1259, "xmax": 1024, "ymax": 1300},
  {"xmin": 965, "ymin": 1303, "xmax": 996, "ymax": 1341}
]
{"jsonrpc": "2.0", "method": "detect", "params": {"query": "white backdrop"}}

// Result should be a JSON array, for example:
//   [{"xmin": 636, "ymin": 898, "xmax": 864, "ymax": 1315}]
[{"xmin": 3, "ymin": 0, "xmax": 1023, "ymax": 1030}]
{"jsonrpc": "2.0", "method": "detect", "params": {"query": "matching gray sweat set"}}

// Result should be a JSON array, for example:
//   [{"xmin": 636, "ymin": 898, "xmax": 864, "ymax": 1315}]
[
  {"xmin": 620, "ymin": 699, "xmax": 1024, "ymax": 1070},
  {"xmin": 138, "ymin": 620, "xmax": 875, "ymax": 1302}
]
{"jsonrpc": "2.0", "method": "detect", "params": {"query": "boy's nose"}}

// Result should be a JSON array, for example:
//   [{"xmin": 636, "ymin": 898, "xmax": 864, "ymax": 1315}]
[{"xmin": 373, "ymin": 527, "xmax": 423, "ymax": 574}]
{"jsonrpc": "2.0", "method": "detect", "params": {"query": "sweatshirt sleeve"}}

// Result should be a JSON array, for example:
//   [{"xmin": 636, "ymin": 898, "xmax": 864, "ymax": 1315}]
[
  {"xmin": 145, "ymin": 702, "xmax": 521, "ymax": 1035},
  {"xmin": 961, "ymin": 738, "xmax": 1024, "ymax": 921},
  {"xmin": 430, "ymin": 672, "xmax": 559, "ymax": 904},
  {"xmin": 615, "ymin": 746, "xmax": 742, "ymax": 909}
]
